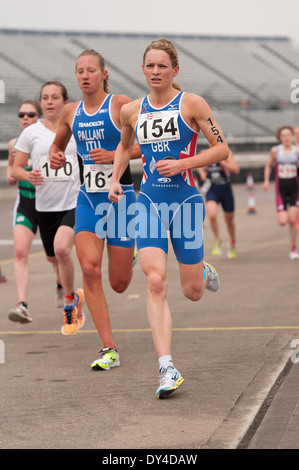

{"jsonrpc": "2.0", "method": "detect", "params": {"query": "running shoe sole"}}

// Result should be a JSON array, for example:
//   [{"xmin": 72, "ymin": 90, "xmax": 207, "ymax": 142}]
[
  {"xmin": 91, "ymin": 360, "xmax": 120, "ymax": 371},
  {"xmin": 8, "ymin": 310, "xmax": 32, "ymax": 323},
  {"xmin": 157, "ymin": 375, "xmax": 184, "ymax": 399},
  {"xmin": 91, "ymin": 349, "xmax": 120, "ymax": 371}
]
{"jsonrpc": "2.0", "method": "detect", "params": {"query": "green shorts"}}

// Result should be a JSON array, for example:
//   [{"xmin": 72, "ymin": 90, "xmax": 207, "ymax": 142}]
[{"xmin": 13, "ymin": 195, "xmax": 38, "ymax": 234}]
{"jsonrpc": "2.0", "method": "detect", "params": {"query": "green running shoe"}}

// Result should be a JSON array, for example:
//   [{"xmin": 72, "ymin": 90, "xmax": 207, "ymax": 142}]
[
  {"xmin": 132, "ymin": 247, "xmax": 138, "ymax": 267},
  {"xmin": 91, "ymin": 348, "xmax": 120, "ymax": 371},
  {"xmin": 156, "ymin": 366, "xmax": 184, "ymax": 399},
  {"xmin": 227, "ymin": 246, "xmax": 237, "ymax": 260}
]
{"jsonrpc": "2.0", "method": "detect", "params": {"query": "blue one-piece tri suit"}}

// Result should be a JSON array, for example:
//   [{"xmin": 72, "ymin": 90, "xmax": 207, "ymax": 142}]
[
  {"xmin": 135, "ymin": 92, "xmax": 205, "ymax": 264},
  {"xmin": 206, "ymin": 162, "xmax": 234, "ymax": 212},
  {"xmin": 72, "ymin": 94, "xmax": 136, "ymax": 247}
]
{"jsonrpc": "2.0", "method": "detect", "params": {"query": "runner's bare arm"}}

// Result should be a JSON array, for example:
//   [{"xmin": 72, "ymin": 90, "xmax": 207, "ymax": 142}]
[
  {"xmin": 263, "ymin": 146, "xmax": 277, "ymax": 190},
  {"xmin": 220, "ymin": 150, "xmax": 240, "ymax": 174},
  {"xmin": 7, "ymin": 138, "xmax": 17, "ymax": 185},
  {"xmin": 13, "ymin": 150, "xmax": 44, "ymax": 186},
  {"xmin": 49, "ymin": 103, "xmax": 76, "ymax": 169},
  {"xmin": 108, "ymin": 101, "xmax": 139, "ymax": 203}
]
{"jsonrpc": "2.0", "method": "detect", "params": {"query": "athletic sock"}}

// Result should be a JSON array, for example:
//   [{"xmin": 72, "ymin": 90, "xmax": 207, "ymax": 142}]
[
  {"xmin": 159, "ymin": 355, "xmax": 174, "ymax": 372},
  {"xmin": 64, "ymin": 292, "xmax": 75, "ymax": 305}
]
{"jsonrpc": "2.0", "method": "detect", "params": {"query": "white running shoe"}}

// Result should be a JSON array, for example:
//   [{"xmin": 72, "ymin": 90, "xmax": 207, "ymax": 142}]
[
  {"xmin": 289, "ymin": 249, "xmax": 299, "ymax": 260},
  {"xmin": 9, "ymin": 303, "xmax": 33, "ymax": 323},
  {"xmin": 156, "ymin": 366, "xmax": 184, "ymax": 399},
  {"xmin": 204, "ymin": 261, "xmax": 220, "ymax": 292}
]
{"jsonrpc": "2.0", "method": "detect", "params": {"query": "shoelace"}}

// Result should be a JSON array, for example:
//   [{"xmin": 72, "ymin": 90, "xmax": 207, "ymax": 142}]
[
  {"xmin": 159, "ymin": 367, "xmax": 177, "ymax": 385},
  {"xmin": 63, "ymin": 305, "xmax": 76, "ymax": 324},
  {"xmin": 98, "ymin": 348, "xmax": 115, "ymax": 358}
]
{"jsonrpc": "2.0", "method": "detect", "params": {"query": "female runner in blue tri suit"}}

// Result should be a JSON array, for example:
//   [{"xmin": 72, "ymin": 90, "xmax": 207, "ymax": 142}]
[
  {"xmin": 109, "ymin": 39, "xmax": 229, "ymax": 399},
  {"xmin": 50, "ymin": 49, "xmax": 139, "ymax": 370}
]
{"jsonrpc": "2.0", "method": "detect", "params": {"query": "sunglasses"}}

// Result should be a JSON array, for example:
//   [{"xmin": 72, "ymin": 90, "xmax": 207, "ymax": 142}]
[{"xmin": 18, "ymin": 112, "xmax": 38, "ymax": 118}]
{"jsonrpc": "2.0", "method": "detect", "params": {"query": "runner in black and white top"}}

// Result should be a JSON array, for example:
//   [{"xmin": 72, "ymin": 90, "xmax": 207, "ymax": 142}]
[
  {"xmin": 263, "ymin": 126, "xmax": 299, "ymax": 260},
  {"xmin": 12, "ymin": 81, "xmax": 84, "ymax": 334}
]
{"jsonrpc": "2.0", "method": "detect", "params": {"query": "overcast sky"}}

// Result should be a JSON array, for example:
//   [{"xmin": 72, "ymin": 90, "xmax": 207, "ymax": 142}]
[{"xmin": 1, "ymin": 0, "xmax": 299, "ymax": 47}]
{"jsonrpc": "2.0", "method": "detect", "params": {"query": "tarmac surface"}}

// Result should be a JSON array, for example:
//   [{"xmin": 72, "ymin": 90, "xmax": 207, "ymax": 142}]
[{"xmin": 0, "ymin": 180, "xmax": 299, "ymax": 452}]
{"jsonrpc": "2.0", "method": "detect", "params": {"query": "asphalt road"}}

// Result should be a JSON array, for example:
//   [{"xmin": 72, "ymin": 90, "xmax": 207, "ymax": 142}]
[{"xmin": 0, "ymin": 181, "xmax": 299, "ymax": 452}]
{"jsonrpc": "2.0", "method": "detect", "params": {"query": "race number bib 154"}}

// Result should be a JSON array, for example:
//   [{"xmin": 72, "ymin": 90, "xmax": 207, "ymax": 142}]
[
  {"xmin": 83, "ymin": 164, "xmax": 113, "ymax": 193},
  {"xmin": 137, "ymin": 110, "xmax": 180, "ymax": 145},
  {"xmin": 40, "ymin": 155, "xmax": 74, "ymax": 181}
]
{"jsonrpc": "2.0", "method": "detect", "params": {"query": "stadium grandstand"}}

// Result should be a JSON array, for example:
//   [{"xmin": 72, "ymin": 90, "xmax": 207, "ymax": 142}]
[{"xmin": 1, "ymin": 29, "xmax": 299, "ymax": 181}]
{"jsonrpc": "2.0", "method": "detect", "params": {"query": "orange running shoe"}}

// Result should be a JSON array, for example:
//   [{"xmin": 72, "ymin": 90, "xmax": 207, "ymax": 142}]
[
  {"xmin": 61, "ymin": 304, "xmax": 79, "ymax": 335},
  {"xmin": 61, "ymin": 289, "xmax": 85, "ymax": 335}
]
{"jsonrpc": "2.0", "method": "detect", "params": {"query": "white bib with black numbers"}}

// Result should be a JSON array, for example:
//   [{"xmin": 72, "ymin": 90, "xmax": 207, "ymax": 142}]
[
  {"xmin": 278, "ymin": 163, "xmax": 297, "ymax": 179},
  {"xmin": 40, "ymin": 155, "xmax": 75, "ymax": 181},
  {"xmin": 137, "ymin": 110, "xmax": 180, "ymax": 144},
  {"xmin": 83, "ymin": 164, "xmax": 113, "ymax": 192}
]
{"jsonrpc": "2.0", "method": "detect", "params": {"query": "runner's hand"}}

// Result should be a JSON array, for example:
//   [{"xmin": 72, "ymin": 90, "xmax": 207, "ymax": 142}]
[
  {"xmin": 89, "ymin": 148, "xmax": 114, "ymax": 164},
  {"xmin": 155, "ymin": 159, "xmax": 181, "ymax": 177},
  {"xmin": 108, "ymin": 182, "xmax": 124, "ymax": 203},
  {"xmin": 28, "ymin": 168, "xmax": 44, "ymax": 186},
  {"xmin": 50, "ymin": 152, "xmax": 66, "ymax": 169}
]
